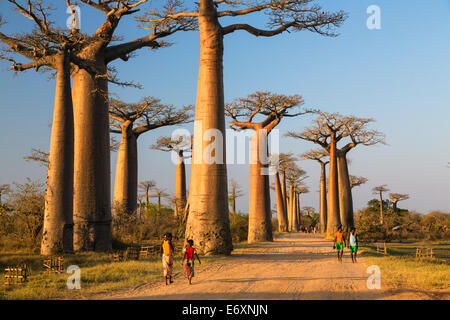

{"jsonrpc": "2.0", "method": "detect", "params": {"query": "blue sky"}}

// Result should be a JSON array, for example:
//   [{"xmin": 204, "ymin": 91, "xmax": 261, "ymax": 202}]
[{"xmin": 0, "ymin": 0, "xmax": 449, "ymax": 214}]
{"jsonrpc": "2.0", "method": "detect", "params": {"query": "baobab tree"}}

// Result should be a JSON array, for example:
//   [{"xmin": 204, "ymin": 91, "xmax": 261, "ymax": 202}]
[
  {"xmin": 284, "ymin": 162, "xmax": 308, "ymax": 232},
  {"xmin": 270, "ymin": 155, "xmax": 287, "ymax": 232},
  {"xmin": 287, "ymin": 113, "xmax": 384, "ymax": 234},
  {"xmin": 110, "ymin": 97, "xmax": 192, "ymax": 216},
  {"xmin": 301, "ymin": 149, "xmax": 328, "ymax": 233},
  {"xmin": 151, "ymin": 187, "xmax": 170, "ymax": 213},
  {"xmin": 152, "ymin": 134, "xmax": 192, "ymax": 217},
  {"xmin": 286, "ymin": 113, "xmax": 351, "ymax": 237},
  {"xmin": 228, "ymin": 179, "xmax": 244, "ymax": 214},
  {"xmin": 335, "ymin": 118, "xmax": 384, "ymax": 231},
  {"xmin": 144, "ymin": 0, "xmax": 346, "ymax": 254},
  {"xmin": 296, "ymin": 185, "xmax": 309, "ymax": 227},
  {"xmin": 0, "ymin": 0, "xmax": 89, "ymax": 254},
  {"xmin": 225, "ymin": 91, "xmax": 309, "ymax": 242},
  {"xmin": 62, "ymin": 0, "xmax": 195, "ymax": 252},
  {"xmin": 350, "ymin": 175, "xmax": 368, "ymax": 189},
  {"xmin": 138, "ymin": 180, "xmax": 156, "ymax": 208},
  {"xmin": 372, "ymin": 185, "xmax": 390, "ymax": 224},
  {"xmin": 278, "ymin": 153, "xmax": 297, "ymax": 230},
  {"xmin": 389, "ymin": 193, "xmax": 409, "ymax": 212}
]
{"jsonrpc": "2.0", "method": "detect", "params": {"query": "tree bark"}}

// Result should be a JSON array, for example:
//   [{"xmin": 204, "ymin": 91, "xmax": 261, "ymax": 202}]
[
  {"xmin": 296, "ymin": 192, "xmax": 301, "ymax": 228},
  {"xmin": 113, "ymin": 123, "xmax": 138, "ymax": 215},
  {"xmin": 72, "ymin": 46, "xmax": 112, "ymax": 252},
  {"xmin": 280, "ymin": 170, "xmax": 288, "ymax": 226},
  {"xmin": 274, "ymin": 171, "xmax": 287, "ymax": 232},
  {"xmin": 248, "ymin": 127, "xmax": 272, "ymax": 242},
  {"xmin": 41, "ymin": 50, "xmax": 74, "ymax": 255},
  {"xmin": 337, "ymin": 151, "xmax": 353, "ymax": 232},
  {"xmin": 393, "ymin": 200, "xmax": 398, "ymax": 213},
  {"xmin": 185, "ymin": 0, "xmax": 232, "ymax": 255},
  {"xmin": 326, "ymin": 132, "xmax": 341, "ymax": 238},
  {"xmin": 319, "ymin": 162, "xmax": 327, "ymax": 233},
  {"xmin": 379, "ymin": 192, "xmax": 384, "ymax": 224},
  {"xmin": 174, "ymin": 151, "xmax": 187, "ymax": 217}
]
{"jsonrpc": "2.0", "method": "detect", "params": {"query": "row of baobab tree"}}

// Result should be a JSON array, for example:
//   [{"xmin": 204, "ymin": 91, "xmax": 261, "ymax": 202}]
[{"xmin": 0, "ymin": 0, "xmax": 348, "ymax": 255}]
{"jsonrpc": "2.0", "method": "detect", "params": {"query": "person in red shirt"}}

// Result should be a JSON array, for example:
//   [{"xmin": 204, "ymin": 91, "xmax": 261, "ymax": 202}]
[{"xmin": 181, "ymin": 239, "xmax": 201, "ymax": 284}]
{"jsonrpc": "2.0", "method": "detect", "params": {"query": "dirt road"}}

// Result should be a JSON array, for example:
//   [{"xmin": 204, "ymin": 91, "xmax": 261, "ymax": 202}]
[{"xmin": 102, "ymin": 233, "xmax": 433, "ymax": 300}]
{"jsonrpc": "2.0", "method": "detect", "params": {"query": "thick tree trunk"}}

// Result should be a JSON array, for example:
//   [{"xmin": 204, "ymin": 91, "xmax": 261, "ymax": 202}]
[
  {"xmin": 41, "ymin": 51, "xmax": 74, "ymax": 255},
  {"xmin": 113, "ymin": 124, "xmax": 138, "ymax": 215},
  {"xmin": 145, "ymin": 188, "xmax": 149, "ymax": 208},
  {"xmin": 337, "ymin": 151, "xmax": 353, "ymax": 232},
  {"xmin": 274, "ymin": 171, "xmax": 287, "ymax": 232},
  {"xmin": 326, "ymin": 133, "xmax": 341, "ymax": 238},
  {"xmin": 288, "ymin": 183, "xmax": 294, "ymax": 231},
  {"xmin": 248, "ymin": 128, "xmax": 272, "ymax": 243},
  {"xmin": 72, "ymin": 47, "xmax": 112, "ymax": 252},
  {"xmin": 393, "ymin": 200, "xmax": 398, "ymax": 212},
  {"xmin": 174, "ymin": 151, "xmax": 187, "ymax": 217},
  {"xmin": 231, "ymin": 196, "xmax": 236, "ymax": 213},
  {"xmin": 319, "ymin": 162, "xmax": 328, "ymax": 233},
  {"xmin": 185, "ymin": 0, "xmax": 232, "ymax": 255}
]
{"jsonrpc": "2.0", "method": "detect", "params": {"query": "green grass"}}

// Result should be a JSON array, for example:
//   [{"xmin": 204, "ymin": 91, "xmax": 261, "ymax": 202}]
[
  {"xmin": 360, "ymin": 241, "xmax": 450, "ymax": 291},
  {"xmin": 0, "ymin": 248, "xmax": 220, "ymax": 300}
]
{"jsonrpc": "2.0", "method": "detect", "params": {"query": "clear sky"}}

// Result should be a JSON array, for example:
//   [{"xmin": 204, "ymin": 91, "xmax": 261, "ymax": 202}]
[{"xmin": 0, "ymin": 0, "xmax": 449, "ymax": 214}]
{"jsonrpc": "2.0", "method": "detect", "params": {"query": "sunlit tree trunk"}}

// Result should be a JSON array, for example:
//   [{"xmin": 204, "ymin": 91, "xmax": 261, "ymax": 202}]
[
  {"xmin": 319, "ymin": 162, "xmax": 328, "ymax": 233},
  {"xmin": 248, "ymin": 127, "xmax": 272, "ymax": 243},
  {"xmin": 327, "ymin": 132, "xmax": 340, "ymax": 238},
  {"xmin": 379, "ymin": 191, "xmax": 384, "ymax": 224},
  {"xmin": 174, "ymin": 151, "xmax": 187, "ymax": 217},
  {"xmin": 296, "ymin": 192, "xmax": 301, "ymax": 228},
  {"xmin": 337, "ymin": 151, "xmax": 353, "ymax": 232},
  {"xmin": 185, "ymin": 0, "xmax": 232, "ymax": 255},
  {"xmin": 41, "ymin": 51, "xmax": 74, "ymax": 255},
  {"xmin": 72, "ymin": 46, "xmax": 112, "ymax": 252},
  {"xmin": 274, "ymin": 171, "xmax": 287, "ymax": 232},
  {"xmin": 113, "ymin": 123, "xmax": 138, "ymax": 215},
  {"xmin": 280, "ymin": 171, "xmax": 288, "ymax": 225},
  {"xmin": 288, "ymin": 183, "xmax": 294, "ymax": 231}
]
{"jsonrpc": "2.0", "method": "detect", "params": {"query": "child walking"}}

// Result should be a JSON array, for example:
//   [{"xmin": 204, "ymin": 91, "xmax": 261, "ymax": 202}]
[
  {"xmin": 181, "ymin": 239, "xmax": 201, "ymax": 285},
  {"xmin": 347, "ymin": 227, "xmax": 359, "ymax": 263},
  {"xmin": 333, "ymin": 226, "xmax": 346, "ymax": 262},
  {"xmin": 160, "ymin": 232, "xmax": 174, "ymax": 285}
]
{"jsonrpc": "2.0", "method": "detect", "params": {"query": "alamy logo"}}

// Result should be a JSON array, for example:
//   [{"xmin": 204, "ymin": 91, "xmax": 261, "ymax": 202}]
[
  {"xmin": 366, "ymin": 5, "xmax": 381, "ymax": 30},
  {"xmin": 366, "ymin": 265, "xmax": 381, "ymax": 289},
  {"xmin": 67, "ymin": 265, "xmax": 81, "ymax": 289}
]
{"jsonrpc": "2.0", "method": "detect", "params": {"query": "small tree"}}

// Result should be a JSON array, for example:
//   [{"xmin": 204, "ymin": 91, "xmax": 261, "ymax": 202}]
[
  {"xmin": 350, "ymin": 175, "xmax": 368, "ymax": 189},
  {"xmin": 138, "ymin": 180, "xmax": 156, "ymax": 208},
  {"xmin": 228, "ymin": 179, "xmax": 244, "ymax": 214},
  {"xmin": 284, "ymin": 162, "xmax": 308, "ymax": 232},
  {"xmin": 152, "ymin": 134, "xmax": 192, "ymax": 217},
  {"xmin": 301, "ymin": 149, "xmax": 328, "ymax": 233},
  {"xmin": 372, "ymin": 185, "xmax": 390, "ymax": 224},
  {"xmin": 151, "ymin": 187, "xmax": 170, "ymax": 213},
  {"xmin": 226, "ymin": 91, "xmax": 309, "ymax": 242},
  {"xmin": 389, "ymin": 193, "xmax": 409, "ymax": 212},
  {"xmin": 110, "ymin": 97, "xmax": 192, "ymax": 215}
]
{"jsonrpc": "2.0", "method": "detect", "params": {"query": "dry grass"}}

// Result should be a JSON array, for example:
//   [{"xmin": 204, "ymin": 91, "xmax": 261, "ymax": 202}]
[
  {"xmin": 360, "ymin": 241, "xmax": 450, "ymax": 292},
  {"xmin": 0, "ymin": 249, "xmax": 220, "ymax": 300}
]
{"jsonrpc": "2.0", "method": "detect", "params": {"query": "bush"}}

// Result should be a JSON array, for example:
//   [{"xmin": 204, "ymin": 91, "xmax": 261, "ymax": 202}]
[
  {"xmin": 0, "ymin": 179, "xmax": 45, "ymax": 252},
  {"xmin": 229, "ymin": 211, "xmax": 249, "ymax": 243}
]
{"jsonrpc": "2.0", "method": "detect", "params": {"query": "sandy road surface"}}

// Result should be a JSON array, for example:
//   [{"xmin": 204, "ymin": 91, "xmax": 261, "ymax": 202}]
[{"xmin": 100, "ymin": 233, "xmax": 436, "ymax": 300}]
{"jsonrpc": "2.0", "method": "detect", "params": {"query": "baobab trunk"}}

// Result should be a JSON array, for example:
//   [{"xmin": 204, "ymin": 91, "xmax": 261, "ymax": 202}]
[
  {"xmin": 337, "ymin": 152, "xmax": 353, "ymax": 232},
  {"xmin": 248, "ymin": 128, "xmax": 272, "ymax": 242},
  {"xmin": 326, "ymin": 133, "xmax": 341, "ymax": 238},
  {"xmin": 72, "ymin": 49, "xmax": 112, "ymax": 252},
  {"xmin": 274, "ymin": 171, "xmax": 287, "ymax": 232},
  {"xmin": 185, "ymin": 0, "xmax": 232, "ymax": 255},
  {"xmin": 281, "ymin": 171, "xmax": 288, "ymax": 224},
  {"xmin": 393, "ymin": 200, "xmax": 398, "ymax": 212},
  {"xmin": 113, "ymin": 124, "xmax": 138, "ymax": 215},
  {"xmin": 379, "ymin": 192, "xmax": 384, "ymax": 224},
  {"xmin": 41, "ymin": 51, "xmax": 74, "ymax": 255},
  {"xmin": 174, "ymin": 151, "xmax": 187, "ymax": 217},
  {"xmin": 295, "ymin": 193, "xmax": 301, "ymax": 231},
  {"xmin": 319, "ymin": 163, "xmax": 328, "ymax": 233}
]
